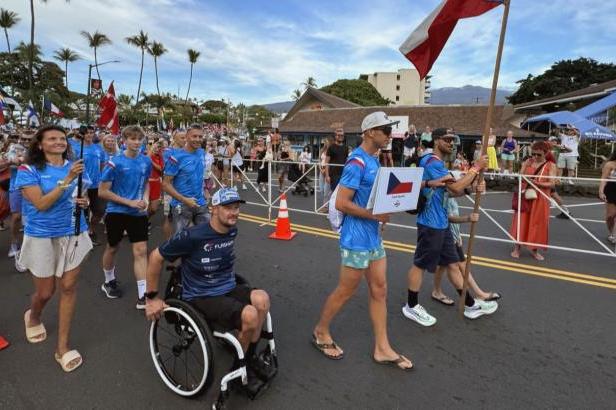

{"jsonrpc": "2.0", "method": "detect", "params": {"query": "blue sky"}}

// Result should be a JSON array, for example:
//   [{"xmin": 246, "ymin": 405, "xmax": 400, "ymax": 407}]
[{"xmin": 4, "ymin": 0, "xmax": 616, "ymax": 105}]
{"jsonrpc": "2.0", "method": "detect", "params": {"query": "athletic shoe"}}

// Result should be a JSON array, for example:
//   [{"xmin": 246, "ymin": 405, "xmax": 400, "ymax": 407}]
[
  {"xmin": 248, "ymin": 353, "xmax": 277, "ymax": 382},
  {"xmin": 101, "ymin": 279, "xmax": 123, "ymax": 299},
  {"xmin": 7, "ymin": 246, "xmax": 19, "ymax": 258},
  {"xmin": 136, "ymin": 297, "xmax": 146, "ymax": 310},
  {"xmin": 402, "ymin": 304, "xmax": 437, "ymax": 327},
  {"xmin": 0, "ymin": 222, "xmax": 6, "ymax": 231},
  {"xmin": 14, "ymin": 253, "xmax": 27, "ymax": 273},
  {"xmin": 464, "ymin": 299, "xmax": 498, "ymax": 320},
  {"xmin": 242, "ymin": 184, "xmax": 248, "ymax": 190},
  {"xmin": 556, "ymin": 212, "xmax": 570, "ymax": 219},
  {"xmin": 608, "ymin": 235, "xmax": 616, "ymax": 244}
]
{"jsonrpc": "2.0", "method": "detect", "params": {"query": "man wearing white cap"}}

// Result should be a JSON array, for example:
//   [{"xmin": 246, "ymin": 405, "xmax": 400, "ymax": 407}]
[{"xmin": 313, "ymin": 111, "xmax": 413, "ymax": 370}]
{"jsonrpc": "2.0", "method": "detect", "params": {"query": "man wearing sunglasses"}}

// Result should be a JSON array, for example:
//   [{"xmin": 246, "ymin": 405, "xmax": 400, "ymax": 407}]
[
  {"xmin": 403, "ymin": 128, "xmax": 496, "ymax": 326},
  {"xmin": 313, "ymin": 112, "xmax": 413, "ymax": 370}
]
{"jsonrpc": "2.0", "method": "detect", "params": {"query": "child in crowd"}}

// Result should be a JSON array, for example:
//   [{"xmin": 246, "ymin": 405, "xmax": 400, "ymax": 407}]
[{"xmin": 299, "ymin": 146, "xmax": 311, "ymax": 173}]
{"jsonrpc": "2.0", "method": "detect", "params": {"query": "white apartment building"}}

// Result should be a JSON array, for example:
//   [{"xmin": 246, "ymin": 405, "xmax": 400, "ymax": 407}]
[{"xmin": 363, "ymin": 68, "xmax": 431, "ymax": 105}]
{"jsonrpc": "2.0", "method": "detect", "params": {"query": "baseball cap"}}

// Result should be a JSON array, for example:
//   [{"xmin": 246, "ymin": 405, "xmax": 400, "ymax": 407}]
[
  {"xmin": 360, "ymin": 111, "xmax": 400, "ymax": 132},
  {"xmin": 431, "ymin": 128, "xmax": 450, "ymax": 139},
  {"xmin": 548, "ymin": 136, "xmax": 558, "ymax": 141},
  {"xmin": 211, "ymin": 188, "xmax": 246, "ymax": 206}
]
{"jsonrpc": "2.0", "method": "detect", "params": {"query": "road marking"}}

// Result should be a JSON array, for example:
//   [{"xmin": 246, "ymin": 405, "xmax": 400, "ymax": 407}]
[{"xmin": 239, "ymin": 213, "xmax": 616, "ymax": 291}]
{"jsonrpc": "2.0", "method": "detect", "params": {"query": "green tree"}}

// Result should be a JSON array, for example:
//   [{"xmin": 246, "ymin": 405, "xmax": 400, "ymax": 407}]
[
  {"xmin": 148, "ymin": 41, "xmax": 167, "ymax": 96},
  {"xmin": 291, "ymin": 89, "xmax": 301, "ymax": 100},
  {"xmin": 508, "ymin": 58, "xmax": 616, "ymax": 105},
  {"xmin": 14, "ymin": 41, "xmax": 42, "ymax": 63},
  {"xmin": 125, "ymin": 30, "xmax": 149, "ymax": 105},
  {"xmin": 53, "ymin": 47, "xmax": 81, "ymax": 89},
  {"xmin": 80, "ymin": 30, "xmax": 112, "ymax": 80},
  {"xmin": 320, "ymin": 79, "xmax": 388, "ymax": 106},
  {"xmin": 0, "ymin": 8, "xmax": 20, "ymax": 53},
  {"xmin": 302, "ymin": 76, "xmax": 317, "ymax": 89},
  {"xmin": 202, "ymin": 99, "xmax": 228, "ymax": 113},
  {"xmin": 184, "ymin": 48, "xmax": 200, "ymax": 104}
]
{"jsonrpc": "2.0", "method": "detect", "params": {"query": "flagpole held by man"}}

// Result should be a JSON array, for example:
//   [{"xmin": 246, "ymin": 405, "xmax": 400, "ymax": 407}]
[{"xmin": 399, "ymin": 0, "xmax": 510, "ymax": 318}]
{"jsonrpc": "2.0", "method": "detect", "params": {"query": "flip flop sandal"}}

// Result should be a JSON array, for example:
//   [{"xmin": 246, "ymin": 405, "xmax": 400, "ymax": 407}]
[
  {"xmin": 374, "ymin": 355, "xmax": 414, "ymax": 371},
  {"xmin": 485, "ymin": 292, "xmax": 502, "ymax": 302},
  {"xmin": 24, "ymin": 310, "xmax": 47, "ymax": 344},
  {"xmin": 431, "ymin": 294, "xmax": 455, "ymax": 306},
  {"xmin": 311, "ymin": 335, "xmax": 344, "ymax": 360},
  {"xmin": 55, "ymin": 350, "xmax": 83, "ymax": 373}
]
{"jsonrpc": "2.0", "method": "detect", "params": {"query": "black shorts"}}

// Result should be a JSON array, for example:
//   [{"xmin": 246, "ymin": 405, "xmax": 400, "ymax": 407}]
[
  {"xmin": 413, "ymin": 224, "xmax": 460, "ymax": 272},
  {"xmin": 190, "ymin": 284, "xmax": 255, "ymax": 330},
  {"xmin": 105, "ymin": 213, "xmax": 148, "ymax": 247},
  {"xmin": 87, "ymin": 188, "xmax": 106, "ymax": 217},
  {"xmin": 605, "ymin": 182, "xmax": 616, "ymax": 205},
  {"xmin": 455, "ymin": 244, "xmax": 466, "ymax": 262},
  {"xmin": 232, "ymin": 165, "xmax": 243, "ymax": 174}
]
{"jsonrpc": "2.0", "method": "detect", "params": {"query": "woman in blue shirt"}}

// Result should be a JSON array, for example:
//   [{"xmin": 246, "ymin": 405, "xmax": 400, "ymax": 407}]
[{"xmin": 16, "ymin": 125, "xmax": 92, "ymax": 373}]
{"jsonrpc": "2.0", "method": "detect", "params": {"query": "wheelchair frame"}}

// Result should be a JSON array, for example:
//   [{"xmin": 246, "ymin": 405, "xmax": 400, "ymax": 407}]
[{"xmin": 149, "ymin": 267, "xmax": 277, "ymax": 409}]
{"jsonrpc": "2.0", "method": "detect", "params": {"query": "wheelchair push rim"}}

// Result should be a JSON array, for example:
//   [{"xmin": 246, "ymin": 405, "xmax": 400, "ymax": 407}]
[{"xmin": 149, "ymin": 305, "xmax": 212, "ymax": 397}]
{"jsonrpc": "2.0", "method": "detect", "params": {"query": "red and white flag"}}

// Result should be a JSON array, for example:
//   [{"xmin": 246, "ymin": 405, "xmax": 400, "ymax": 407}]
[
  {"xmin": 97, "ymin": 81, "xmax": 120, "ymax": 134},
  {"xmin": 399, "ymin": 0, "xmax": 504, "ymax": 79}
]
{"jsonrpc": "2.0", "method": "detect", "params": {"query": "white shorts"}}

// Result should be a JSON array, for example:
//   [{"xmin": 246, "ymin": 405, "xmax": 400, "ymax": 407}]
[
  {"xmin": 19, "ymin": 232, "xmax": 93, "ymax": 278},
  {"xmin": 557, "ymin": 156, "xmax": 577, "ymax": 169}
]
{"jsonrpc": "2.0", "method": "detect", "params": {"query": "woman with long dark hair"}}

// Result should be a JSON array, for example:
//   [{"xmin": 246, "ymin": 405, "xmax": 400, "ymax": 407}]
[
  {"xmin": 599, "ymin": 151, "xmax": 616, "ymax": 244},
  {"xmin": 15, "ymin": 124, "xmax": 92, "ymax": 372}
]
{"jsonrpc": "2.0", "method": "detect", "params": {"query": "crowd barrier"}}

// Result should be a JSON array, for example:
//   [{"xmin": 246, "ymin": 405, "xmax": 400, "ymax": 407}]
[{"xmin": 208, "ymin": 158, "xmax": 616, "ymax": 259}]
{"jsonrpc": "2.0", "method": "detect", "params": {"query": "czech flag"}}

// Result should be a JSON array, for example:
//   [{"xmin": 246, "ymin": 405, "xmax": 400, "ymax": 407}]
[
  {"xmin": 43, "ymin": 97, "xmax": 64, "ymax": 117},
  {"xmin": 387, "ymin": 173, "xmax": 413, "ymax": 195},
  {"xmin": 399, "ymin": 0, "xmax": 504, "ymax": 79}
]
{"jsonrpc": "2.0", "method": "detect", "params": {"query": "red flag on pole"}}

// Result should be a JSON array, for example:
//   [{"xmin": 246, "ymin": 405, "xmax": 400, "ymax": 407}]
[
  {"xmin": 399, "ymin": 0, "xmax": 504, "ymax": 79},
  {"xmin": 97, "ymin": 81, "xmax": 120, "ymax": 134}
]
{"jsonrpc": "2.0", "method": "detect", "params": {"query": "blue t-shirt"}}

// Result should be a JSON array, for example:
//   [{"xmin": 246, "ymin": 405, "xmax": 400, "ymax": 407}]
[
  {"xmin": 100, "ymin": 152, "xmax": 152, "ymax": 216},
  {"xmin": 339, "ymin": 147, "xmax": 381, "ymax": 251},
  {"xmin": 15, "ymin": 161, "xmax": 90, "ymax": 238},
  {"xmin": 164, "ymin": 148, "xmax": 206, "ymax": 207},
  {"xmin": 417, "ymin": 154, "xmax": 449, "ymax": 229},
  {"xmin": 158, "ymin": 223, "xmax": 237, "ymax": 299},
  {"xmin": 69, "ymin": 140, "xmax": 105, "ymax": 188}
]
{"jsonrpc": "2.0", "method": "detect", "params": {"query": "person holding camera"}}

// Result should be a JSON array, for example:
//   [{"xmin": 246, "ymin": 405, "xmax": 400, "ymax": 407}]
[{"xmin": 16, "ymin": 125, "xmax": 93, "ymax": 372}]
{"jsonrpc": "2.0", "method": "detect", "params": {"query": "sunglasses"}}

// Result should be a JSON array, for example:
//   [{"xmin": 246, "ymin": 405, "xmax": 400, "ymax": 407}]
[
  {"xmin": 375, "ymin": 126, "xmax": 392, "ymax": 136},
  {"xmin": 531, "ymin": 152, "xmax": 544, "ymax": 157}
]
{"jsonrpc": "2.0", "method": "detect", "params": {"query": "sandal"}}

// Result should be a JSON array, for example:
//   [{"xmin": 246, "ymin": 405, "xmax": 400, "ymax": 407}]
[
  {"xmin": 484, "ymin": 292, "xmax": 501, "ymax": 302},
  {"xmin": 55, "ymin": 350, "xmax": 83, "ymax": 372},
  {"xmin": 311, "ymin": 334, "xmax": 344, "ymax": 360},
  {"xmin": 431, "ymin": 293, "xmax": 455, "ymax": 306},
  {"xmin": 24, "ymin": 310, "xmax": 46, "ymax": 343},
  {"xmin": 374, "ymin": 354, "xmax": 414, "ymax": 371}
]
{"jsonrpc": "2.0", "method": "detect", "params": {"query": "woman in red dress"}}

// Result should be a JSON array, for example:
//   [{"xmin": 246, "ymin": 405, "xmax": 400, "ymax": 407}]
[
  {"xmin": 510, "ymin": 141, "xmax": 555, "ymax": 261},
  {"xmin": 148, "ymin": 141, "xmax": 164, "ymax": 218}
]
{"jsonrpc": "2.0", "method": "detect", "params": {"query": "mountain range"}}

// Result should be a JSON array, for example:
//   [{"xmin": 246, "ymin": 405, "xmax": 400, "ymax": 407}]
[{"xmin": 262, "ymin": 85, "xmax": 514, "ymax": 113}]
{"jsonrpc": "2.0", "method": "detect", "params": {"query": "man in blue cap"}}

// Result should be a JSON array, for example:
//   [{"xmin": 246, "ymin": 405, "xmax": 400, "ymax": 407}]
[{"xmin": 145, "ymin": 187, "xmax": 274, "ymax": 389}]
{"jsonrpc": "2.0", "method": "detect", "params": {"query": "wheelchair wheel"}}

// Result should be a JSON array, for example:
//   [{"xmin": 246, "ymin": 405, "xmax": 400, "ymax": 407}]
[{"xmin": 149, "ymin": 299, "xmax": 215, "ymax": 397}]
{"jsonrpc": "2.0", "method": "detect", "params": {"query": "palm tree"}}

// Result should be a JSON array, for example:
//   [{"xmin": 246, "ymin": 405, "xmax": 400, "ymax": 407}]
[
  {"xmin": 184, "ymin": 48, "xmax": 201, "ymax": 104},
  {"xmin": 291, "ymin": 89, "xmax": 302, "ymax": 101},
  {"xmin": 15, "ymin": 41, "xmax": 42, "ymax": 62},
  {"xmin": 53, "ymin": 48, "xmax": 81, "ymax": 88},
  {"xmin": 80, "ymin": 30, "xmax": 112, "ymax": 80},
  {"xmin": 125, "ymin": 30, "xmax": 149, "ymax": 105},
  {"xmin": 0, "ymin": 8, "xmax": 20, "ymax": 52},
  {"xmin": 302, "ymin": 76, "xmax": 317, "ymax": 89},
  {"xmin": 148, "ymin": 41, "xmax": 167, "ymax": 96}
]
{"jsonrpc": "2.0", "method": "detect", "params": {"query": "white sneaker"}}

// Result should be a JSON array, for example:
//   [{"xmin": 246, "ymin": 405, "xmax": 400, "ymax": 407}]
[
  {"xmin": 608, "ymin": 235, "xmax": 616, "ymax": 244},
  {"xmin": 402, "ymin": 303, "xmax": 437, "ymax": 327},
  {"xmin": 242, "ymin": 184, "xmax": 247, "ymax": 190},
  {"xmin": 8, "ymin": 246, "xmax": 19, "ymax": 258},
  {"xmin": 567, "ymin": 178, "xmax": 574, "ymax": 185},
  {"xmin": 15, "ymin": 253, "xmax": 27, "ymax": 273},
  {"xmin": 464, "ymin": 299, "xmax": 498, "ymax": 319}
]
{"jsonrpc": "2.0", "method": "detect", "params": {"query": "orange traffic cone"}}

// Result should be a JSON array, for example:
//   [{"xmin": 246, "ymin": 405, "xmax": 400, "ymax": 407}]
[{"xmin": 269, "ymin": 193, "xmax": 297, "ymax": 240}]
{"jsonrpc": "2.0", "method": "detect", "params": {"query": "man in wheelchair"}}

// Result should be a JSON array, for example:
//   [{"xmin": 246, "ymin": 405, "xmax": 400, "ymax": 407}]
[{"xmin": 145, "ymin": 187, "xmax": 275, "ymax": 395}]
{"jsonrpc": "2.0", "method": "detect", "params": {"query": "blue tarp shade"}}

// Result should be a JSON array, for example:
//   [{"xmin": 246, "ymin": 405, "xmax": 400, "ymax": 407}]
[
  {"xmin": 574, "ymin": 91, "xmax": 616, "ymax": 122},
  {"xmin": 521, "ymin": 110, "xmax": 616, "ymax": 141}
]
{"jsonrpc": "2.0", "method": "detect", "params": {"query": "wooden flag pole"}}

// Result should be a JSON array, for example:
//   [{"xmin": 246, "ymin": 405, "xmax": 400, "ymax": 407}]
[{"xmin": 458, "ymin": 0, "xmax": 511, "ymax": 317}]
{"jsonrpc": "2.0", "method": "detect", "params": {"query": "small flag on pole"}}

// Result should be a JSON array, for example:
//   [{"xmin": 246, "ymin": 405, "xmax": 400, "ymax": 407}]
[
  {"xmin": 43, "ymin": 97, "xmax": 64, "ymax": 117},
  {"xmin": 26, "ymin": 100, "xmax": 40, "ymax": 127},
  {"xmin": 399, "ymin": 0, "xmax": 504, "ymax": 79},
  {"xmin": 97, "ymin": 81, "xmax": 120, "ymax": 134},
  {"xmin": 0, "ymin": 95, "xmax": 6, "ymax": 125}
]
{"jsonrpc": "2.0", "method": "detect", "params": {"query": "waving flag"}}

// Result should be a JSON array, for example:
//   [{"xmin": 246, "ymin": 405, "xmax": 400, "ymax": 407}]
[
  {"xmin": 387, "ymin": 173, "xmax": 414, "ymax": 195},
  {"xmin": 97, "ymin": 81, "xmax": 120, "ymax": 134},
  {"xmin": 43, "ymin": 97, "xmax": 64, "ymax": 117},
  {"xmin": 399, "ymin": 0, "xmax": 504, "ymax": 79},
  {"xmin": 0, "ymin": 95, "xmax": 5, "ymax": 124},
  {"xmin": 26, "ymin": 100, "xmax": 40, "ymax": 127}
]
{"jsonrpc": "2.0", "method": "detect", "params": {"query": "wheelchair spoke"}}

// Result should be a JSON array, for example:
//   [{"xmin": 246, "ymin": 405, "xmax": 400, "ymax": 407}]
[
  {"xmin": 158, "ymin": 324, "xmax": 181, "ymax": 339},
  {"xmin": 189, "ymin": 349, "xmax": 204, "ymax": 367}
]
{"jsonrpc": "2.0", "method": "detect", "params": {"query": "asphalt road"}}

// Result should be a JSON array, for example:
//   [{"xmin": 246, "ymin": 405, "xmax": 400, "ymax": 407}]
[{"xmin": 1, "ymin": 193, "xmax": 615, "ymax": 409}]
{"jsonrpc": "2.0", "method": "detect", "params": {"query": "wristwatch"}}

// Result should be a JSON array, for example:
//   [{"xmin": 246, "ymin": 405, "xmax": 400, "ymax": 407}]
[{"xmin": 144, "ymin": 291, "xmax": 159, "ymax": 300}]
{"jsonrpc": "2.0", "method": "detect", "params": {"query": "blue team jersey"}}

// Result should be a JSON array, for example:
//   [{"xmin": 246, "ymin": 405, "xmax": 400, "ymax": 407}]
[
  {"xmin": 339, "ymin": 147, "xmax": 381, "ymax": 251},
  {"xmin": 164, "ymin": 148, "xmax": 206, "ymax": 207},
  {"xmin": 100, "ymin": 152, "xmax": 152, "ymax": 216},
  {"xmin": 162, "ymin": 147, "xmax": 177, "ymax": 169},
  {"xmin": 158, "ymin": 223, "xmax": 237, "ymax": 299},
  {"xmin": 417, "ymin": 154, "xmax": 449, "ymax": 229},
  {"xmin": 15, "ymin": 161, "xmax": 90, "ymax": 238},
  {"xmin": 69, "ymin": 140, "xmax": 105, "ymax": 188}
]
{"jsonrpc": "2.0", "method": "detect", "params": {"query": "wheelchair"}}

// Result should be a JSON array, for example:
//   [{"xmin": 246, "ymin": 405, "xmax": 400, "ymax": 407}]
[{"xmin": 149, "ymin": 267, "xmax": 278, "ymax": 409}]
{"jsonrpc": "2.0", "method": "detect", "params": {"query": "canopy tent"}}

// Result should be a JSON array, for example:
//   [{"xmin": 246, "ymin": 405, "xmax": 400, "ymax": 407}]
[
  {"xmin": 574, "ymin": 91, "xmax": 616, "ymax": 125},
  {"xmin": 521, "ymin": 110, "xmax": 615, "ymax": 141}
]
